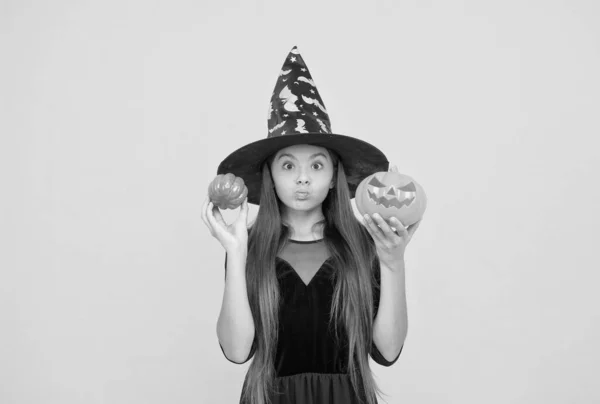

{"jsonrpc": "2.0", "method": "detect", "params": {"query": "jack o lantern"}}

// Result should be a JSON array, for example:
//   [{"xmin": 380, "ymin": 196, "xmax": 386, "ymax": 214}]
[
  {"xmin": 208, "ymin": 173, "xmax": 248, "ymax": 210},
  {"xmin": 355, "ymin": 171, "xmax": 427, "ymax": 227}
]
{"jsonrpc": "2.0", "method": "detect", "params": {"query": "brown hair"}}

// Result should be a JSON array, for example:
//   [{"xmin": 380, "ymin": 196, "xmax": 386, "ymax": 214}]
[{"xmin": 239, "ymin": 147, "xmax": 389, "ymax": 404}]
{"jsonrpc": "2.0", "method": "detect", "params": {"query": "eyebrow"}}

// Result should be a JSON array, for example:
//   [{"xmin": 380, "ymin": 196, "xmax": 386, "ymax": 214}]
[{"xmin": 277, "ymin": 152, "xmax": 328, "ymax": 161}]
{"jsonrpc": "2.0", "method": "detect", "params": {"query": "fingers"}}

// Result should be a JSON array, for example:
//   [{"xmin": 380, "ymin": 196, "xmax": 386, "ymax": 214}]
[
  {"xmin": 384, "ymin": 215, "xmax": 407, "ymax": 237},
  {"xmin": 201, "ymin": 197, "xmax": 217, "ymax": 238},
  {"xmin": 203, "ymin": 196, "xmax": 224, "ymax": 230},
  {"xmin": 390, "ymin": 216, "xmax": 407, "ymax": 235},
  {"xmin": 211, "ymin": 201, "xmax": 226, "ymax": 228},
  {"xmin": 365, "ymin": 213, "xmax": 406, "ymax": 241},
  {"xmin": 374, "ymin": 214, "xmax": 400, "ymax": 235},
  {"xmin": 238, "ymin": 198, "xmax": 250, "ymax": 226},
  {"xmin": 204, "ymin": 198, "xmax": 216, "ymax": 228},
  {"xmin": 363, "ymin": 214, "xmax": 386, "ymax": 244},
  {"xmin": 201, "ymin": 197, "xmax": 209, "ymax": 228},
  {"xmin": 238, "ymin": 198, "xmax": 249, "ymax": 228}
]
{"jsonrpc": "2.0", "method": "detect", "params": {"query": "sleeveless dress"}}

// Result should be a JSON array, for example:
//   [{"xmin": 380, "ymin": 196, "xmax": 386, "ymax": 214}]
[{"xmin": 220, "ymin": 238, "xmax": 403, "ymax": 403}]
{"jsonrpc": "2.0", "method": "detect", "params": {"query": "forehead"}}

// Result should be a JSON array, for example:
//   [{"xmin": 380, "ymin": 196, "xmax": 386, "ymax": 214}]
[{"xmin": 275, "ymin": 144, "xmax": 329, "ymax": 159}]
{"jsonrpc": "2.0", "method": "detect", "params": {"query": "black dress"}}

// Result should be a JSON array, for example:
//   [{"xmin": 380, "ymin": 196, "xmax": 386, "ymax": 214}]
[{"xmin": 220, "ymin": 238, "xmax": 403, "ymax": 403}]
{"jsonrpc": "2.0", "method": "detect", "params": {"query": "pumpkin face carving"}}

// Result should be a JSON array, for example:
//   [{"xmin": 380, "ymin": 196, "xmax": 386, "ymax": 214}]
[
  {"xmin": 355, "ymin": 172, "xmax": 427, "ymax": 227},
  {"xmin": 208, "ymin": 173, "xmax": 248, "ymax": 210}
]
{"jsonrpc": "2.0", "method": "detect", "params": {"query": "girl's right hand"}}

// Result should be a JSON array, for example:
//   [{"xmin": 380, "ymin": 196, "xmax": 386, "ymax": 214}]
[{"xmin": 201, "ymin": 195, "xmax": 249, "ymax": 254}]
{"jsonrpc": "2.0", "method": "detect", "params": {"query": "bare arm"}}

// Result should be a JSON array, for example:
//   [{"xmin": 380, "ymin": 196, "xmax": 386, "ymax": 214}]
[
  {"xmin": 373, "ymin": 258, "xmax": 408, "ymax": 363},
  {"xmin": 216, "ymin": 250, "xmax": 256, "ymax": 363}
]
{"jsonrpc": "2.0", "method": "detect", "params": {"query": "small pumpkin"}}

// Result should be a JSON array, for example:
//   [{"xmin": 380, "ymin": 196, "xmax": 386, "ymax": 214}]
[
  {"xmin": 355, "ymin": 171, "xmax": 427, "ymax": 227},
  {"xmin": 208, "ymin": 173, "xmax": 248, "ymax": 210}
]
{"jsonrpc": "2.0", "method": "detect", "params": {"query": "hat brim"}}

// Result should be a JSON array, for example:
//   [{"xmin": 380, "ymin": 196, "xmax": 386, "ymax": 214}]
[{"xmin": 217, "ymin": 133, "xmax": 389, "ymax": 205}]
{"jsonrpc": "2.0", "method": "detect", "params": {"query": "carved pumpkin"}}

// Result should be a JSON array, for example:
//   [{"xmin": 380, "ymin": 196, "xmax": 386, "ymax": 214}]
[
  {"xmin": 208, "ymin": 173, "xmax": 248, "ymax": 210},
  {"xmin": 355, "ymin": 171, "xmax": 427, "ymax": 227}
]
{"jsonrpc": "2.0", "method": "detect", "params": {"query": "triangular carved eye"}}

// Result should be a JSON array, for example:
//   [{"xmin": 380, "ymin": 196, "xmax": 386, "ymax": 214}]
[
  {"xmin": 400, "ymin": 182, "xmax": 417, "ymax": 192},
  {"xmin": 368, "ymin": 177, "xmax": 386, "ymax": 188}
]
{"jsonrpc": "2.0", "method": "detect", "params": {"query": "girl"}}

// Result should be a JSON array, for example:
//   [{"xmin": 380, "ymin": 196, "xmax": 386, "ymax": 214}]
[{"xmin": 202, "ymin": 47, "xmax": 421, "ymax": 404}]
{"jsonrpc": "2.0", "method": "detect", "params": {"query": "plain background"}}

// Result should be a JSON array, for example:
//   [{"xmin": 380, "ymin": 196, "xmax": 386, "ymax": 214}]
[{"xmin": 2, "ymin": 0, "xmax": 599, "ymax": 403}]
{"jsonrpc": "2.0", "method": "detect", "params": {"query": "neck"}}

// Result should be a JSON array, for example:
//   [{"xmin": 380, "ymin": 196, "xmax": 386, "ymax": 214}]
[{"xmin": 282, "ymin": 207, "xmax": 325, "ymax": 241}]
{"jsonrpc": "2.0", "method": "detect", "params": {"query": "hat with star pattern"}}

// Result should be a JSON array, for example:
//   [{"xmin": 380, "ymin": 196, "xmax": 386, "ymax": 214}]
[{"xmin": 217, "ymin": 46, "xmax": 389, "ymax": 205}]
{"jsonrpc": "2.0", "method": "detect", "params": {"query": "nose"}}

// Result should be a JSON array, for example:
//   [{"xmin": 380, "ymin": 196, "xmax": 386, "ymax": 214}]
[
  {"xmin": 295, "ymin": 165, "xmax": 315, "ymax": 186},
  {"xmin": 296, "ymin": 169, "xmax": 311, "ymax": 185}
]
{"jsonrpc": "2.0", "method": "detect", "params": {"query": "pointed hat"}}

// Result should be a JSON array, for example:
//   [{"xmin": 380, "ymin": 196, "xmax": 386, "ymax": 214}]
[{"xmin": 216, "ymin": 46, "xmax": 389, "ymax": 205}]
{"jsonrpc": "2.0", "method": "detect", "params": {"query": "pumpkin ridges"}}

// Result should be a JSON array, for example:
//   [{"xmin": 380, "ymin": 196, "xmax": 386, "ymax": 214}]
[{"xmin": 208, "ymin": 173, "xmax": 248, "ymax": 210}]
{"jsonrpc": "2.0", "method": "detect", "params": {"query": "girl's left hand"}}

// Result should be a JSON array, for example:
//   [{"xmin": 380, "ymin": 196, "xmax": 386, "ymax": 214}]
[{"xmin": 361, "ymin": 164, "xmax": 422, "ymax": 268}]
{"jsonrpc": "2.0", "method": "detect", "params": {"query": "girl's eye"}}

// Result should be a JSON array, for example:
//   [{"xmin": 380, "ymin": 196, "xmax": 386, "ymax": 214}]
[{"xmin": 283, "ymin": 162, "xmax": 323, "ymax": 170}]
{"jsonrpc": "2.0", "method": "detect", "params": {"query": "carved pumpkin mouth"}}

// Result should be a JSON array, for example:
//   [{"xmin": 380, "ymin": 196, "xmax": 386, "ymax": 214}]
[
  {"xmin": 355, "ymin": 171, "xmax": 427, "ymax": 227},
  {"xmin": 367, "ymin": 176, "xmax": 417, "ymax": 209}
]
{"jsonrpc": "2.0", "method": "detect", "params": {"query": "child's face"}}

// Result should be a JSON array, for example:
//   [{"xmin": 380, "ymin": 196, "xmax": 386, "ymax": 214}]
[{"xmin": 270, "ymin": 144, "xmax": 334, "ymax": 212}]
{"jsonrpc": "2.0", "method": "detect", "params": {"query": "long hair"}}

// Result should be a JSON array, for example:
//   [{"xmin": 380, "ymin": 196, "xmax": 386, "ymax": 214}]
[{"xmin": 239, "ymin": 147, "xmax": 390, "ymax": 404}]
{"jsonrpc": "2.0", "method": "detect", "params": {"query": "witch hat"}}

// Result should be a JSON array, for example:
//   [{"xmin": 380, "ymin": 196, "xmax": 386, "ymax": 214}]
[{"xmin": 216, "ymin": 46, "xmax": 389, "ymax": 205}]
